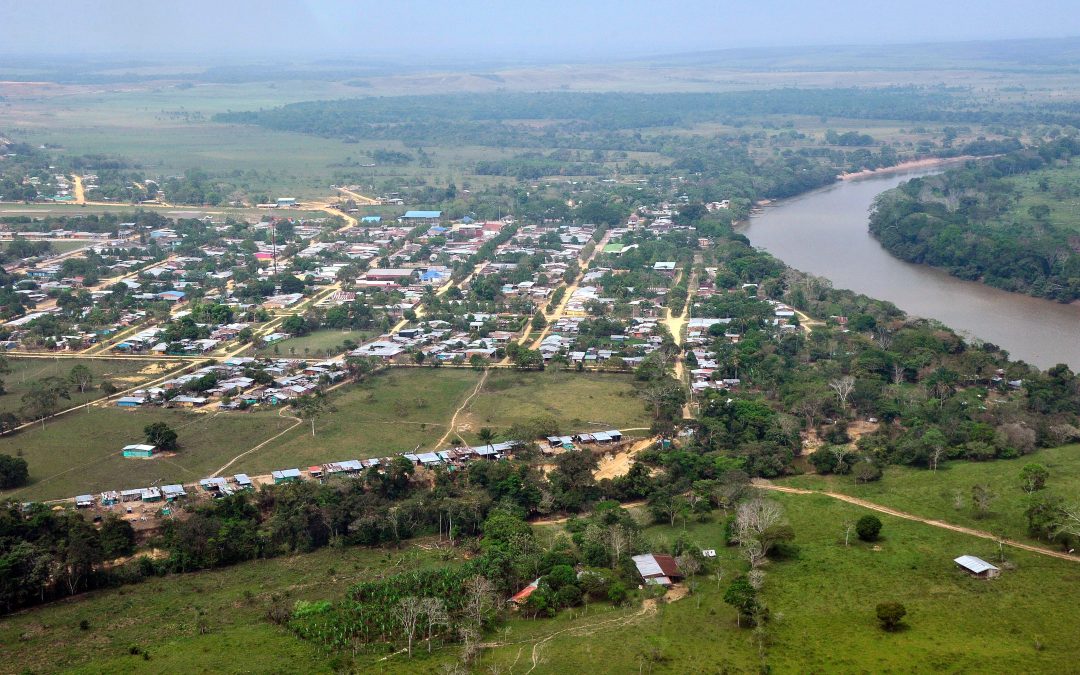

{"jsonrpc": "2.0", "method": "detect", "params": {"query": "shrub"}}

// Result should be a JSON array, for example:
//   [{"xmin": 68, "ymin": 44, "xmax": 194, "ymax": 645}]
[
  {"xmin": 853, "ymin": 461, "xmax": 883, "ymax": 483},
  {"xmin": 856, "ymin": 515, "xmax": 882, "ymax": 542},
  {"xmin": 876, "ymin": 601, "xmax": 907, "ymax": 630}
]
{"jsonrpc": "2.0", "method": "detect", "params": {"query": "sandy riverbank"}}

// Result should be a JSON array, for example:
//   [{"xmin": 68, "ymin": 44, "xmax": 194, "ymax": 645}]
[{"xmin": 838, "ymin": 155, "xmax": 978, "ymax": 181}]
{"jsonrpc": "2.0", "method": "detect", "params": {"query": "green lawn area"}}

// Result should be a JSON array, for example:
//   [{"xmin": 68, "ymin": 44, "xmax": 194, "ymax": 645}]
[
  {"xmin": 247, "ymin": 328, "xmax": 377, "ymax": 359},
  {"xmin": 0, "ymin": 540, "xmax": 457, "ymax": 675},
  {"xmin": 462, "ymin": 370, "xmax": 650, "ymax": 439},
  {"xmin": 0, "ymin": 357, "xmax": 177, "ymax": 415},
  {"xmin": 779, "ymin": 444, "xmax": 1080, "ymax": 545},
  {"xmin": 0, "ymin": 407, "xmax": 295, "ymax": 501},
  {"xmin": 250, "ymin": 368, "xmax": 479, "ymax": 471}
]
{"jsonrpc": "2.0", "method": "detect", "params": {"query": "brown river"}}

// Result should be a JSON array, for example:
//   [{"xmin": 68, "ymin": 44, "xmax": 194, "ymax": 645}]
[{"xmin": 741, "ymin": 169, "xmax": 1080, "ymax": 370}]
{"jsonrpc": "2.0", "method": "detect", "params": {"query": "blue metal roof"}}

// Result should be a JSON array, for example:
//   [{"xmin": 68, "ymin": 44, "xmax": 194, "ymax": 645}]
[{"xmin": 403, "ymin": 210, "xmax": 442, "ymax": 218}]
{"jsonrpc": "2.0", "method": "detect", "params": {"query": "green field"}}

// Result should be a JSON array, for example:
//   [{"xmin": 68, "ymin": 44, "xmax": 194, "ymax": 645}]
[
  {"xmin": 3, "ymin": 488, "xmax": 1078, "ymax": 673},
  {"xmin": 0, "ymin": 406, "xmax": 295, "ymax": 501},
  {"xmin": 0, "ymin": 357, "xmax": 174, "ymax": 415},
  {"xmin": 0, "ymin": 239, "xmax": 89, "ymax": 255},
  {"xmin": 251, "ymin": 367, "xmax": 479, "ymax": 470},
  {"xmin": 462, "ymin": 370, "xmax": 650, "ymax": 437},
  {"xmin": 0, "ymin": 540, "xmax": 457, "ymax": 674},
  {"xmin": 1001, "ymin": 158, "xmax": 1080, "ymax": 233},
  {"xmin": 248, "ymin": 328, "xmax": 377, "ymax": 359},
  {"xmin": 780, "ymin": 444, "xmax": 1080, "ymax": 546}
]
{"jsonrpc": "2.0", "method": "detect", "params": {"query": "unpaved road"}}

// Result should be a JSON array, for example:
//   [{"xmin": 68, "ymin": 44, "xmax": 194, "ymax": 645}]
[{"xmin": 754, "ymin": 480, "xmax": 1079, "ymax": 563}]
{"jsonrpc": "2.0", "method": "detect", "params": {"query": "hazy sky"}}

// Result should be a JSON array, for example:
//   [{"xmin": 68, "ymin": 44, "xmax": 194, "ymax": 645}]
[{"xmin": 2, "ymin": 0, "xmax": 1080, "ymax": 60}]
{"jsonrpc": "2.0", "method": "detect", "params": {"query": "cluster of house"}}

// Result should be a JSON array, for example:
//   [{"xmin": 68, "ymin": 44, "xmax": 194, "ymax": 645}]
[
  {"xmin": 349, "ymin": 318, "xmax": 518, "ymax": 363},
  {"xmin": 116, "ymin": 357, "xmax": 346, "ymax": 410}
]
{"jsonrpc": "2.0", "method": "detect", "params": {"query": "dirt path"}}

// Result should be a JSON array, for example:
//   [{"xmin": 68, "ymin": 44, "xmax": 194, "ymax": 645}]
[
  {"xmin": 754, "ymin": 480, "xmax": 1080, "ymax": 563},
  {"xmin": 210, "ymin": 407, "xmax": 303, "ymax": 477},
  {"xmin": 434, "ymin": 368, "xmax": 489, "ymax": 448}
]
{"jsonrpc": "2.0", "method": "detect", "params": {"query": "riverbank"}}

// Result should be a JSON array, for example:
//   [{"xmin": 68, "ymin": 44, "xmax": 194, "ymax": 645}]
[{"xmin": 838, "ymin": 155, "xmax": 978, "ymax": 181}]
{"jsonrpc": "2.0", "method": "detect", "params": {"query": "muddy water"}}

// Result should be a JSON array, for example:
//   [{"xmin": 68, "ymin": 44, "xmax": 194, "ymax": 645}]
[{"xmin": 741, "ymin": 170, "xmax": 1080, "ymax": 370}]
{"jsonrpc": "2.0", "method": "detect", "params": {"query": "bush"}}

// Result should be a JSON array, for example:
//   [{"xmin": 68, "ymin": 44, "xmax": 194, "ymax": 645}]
[
  {"xmin": 856, "ymin": 515, "xmax": 882, "ymax": 542},
  {"xmin": 0, "ymin": 454, "xmax": 28, "ymax": 489},
  {"xmin": 607, "ymin": 581, "xmax": 628, "ymax": 606},
  {"xmin": 876, "ymin": 601, "xmax": 907, "ymax": 630},
  {"xmin": 853, "ymin": 461, "xmax": 883, "ymax": 483}
]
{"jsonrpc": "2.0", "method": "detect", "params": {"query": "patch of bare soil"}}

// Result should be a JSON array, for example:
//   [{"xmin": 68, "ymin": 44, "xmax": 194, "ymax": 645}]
[{"xmin": 594, "ymin": 437, "xmax": 655, "ymax": 481}]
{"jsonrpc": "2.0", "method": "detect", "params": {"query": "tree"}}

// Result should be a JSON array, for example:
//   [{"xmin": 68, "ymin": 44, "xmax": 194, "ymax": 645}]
[
  {"xmin": 463, "ymin": 575, "xmax": 497, "ymax": 628},
  {"xmin": 295, "ymin": 393, "xmax": 334, "ymax": 437},
  {"xmin": 421, "ymin": 596, "xmax": 449, "ymax": 653},
  {"xmin": 971, "ymin": 484, "xmax": 996, "ymax": 518},
  {"xmin": 20, "ymin": 377, "xmax": 71, "ymax": 428},
  {"xmin": 99, "ymin": 516, "xmax": 136, "ymax": 558},
  {"xmin": 724, "ymin": 576, "xmax": 759, "ymax": 627},
  {"xmin": 477, "ymin": 427, "xmax": 497, "ymax": 450},
  {"xmin": 0, "ymin": 454, "xmax": 29, "ymax": 489},
  {"xmin": 921, "ymin": 428, "xmax": 948, "ymax": 472},
  {"xmin": 856, "ymin": 515, "xmax": 882, "ymax": 542},
  {"xmin": 829, "ymin": 376, "xmax": 856, "ymax": 412},
  {"xmin": 144, "ymin": 421, "xmax": 179, "ymax": 451},
  {"xmin": 1019, "ymin": 463, "xmax": 1049, "ymax": 494},
  {"xmin": 842, "ymin": 519, "xmax": 856, "ymax": 547},
  {"xmin": 733, "ymin": 498, "xmax": 786, "ymax": 567},
  {"xmin": 396, "ymin": 596, "xmax": 424, "ymax": 657},
  {"xmin": 68, "ymin": 365, "xmax": 94, "ymax": 394},
  {"xmin": 876, "ymin": 601, "xmax": 907, "ymax": 631}
]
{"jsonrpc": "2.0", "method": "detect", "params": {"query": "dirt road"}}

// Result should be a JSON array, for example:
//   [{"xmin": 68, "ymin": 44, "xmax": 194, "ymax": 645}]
[{"xmin": 754, "ymin": 480, "xmax": 1080, "ymax": 563}]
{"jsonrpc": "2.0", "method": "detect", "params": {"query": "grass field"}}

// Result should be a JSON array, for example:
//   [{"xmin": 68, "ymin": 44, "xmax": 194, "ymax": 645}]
[
  {"xmin": 0, "ymin": 357, "xmax": 174, "ymax": 415},
  {"xmin": 1002, "ymin": 158, "xmax": 1080, "ymax": 234},
  {"xmin": 0, "ymin": 239, "xmax": 89, "ymax": 255},
  {"xmin": 0, "ymin": 406, "xmax": 295, "ymax": 501},
  {"xmin": 247, "ymin": 328, "xmax": 377, "ymax": 359},
  {"xmin": 780, "ymin": 444, "xmax": 1080, "ymax": 546},
  {"xmin": 249, "ymin": 368, "xmax": 479, "ymax": 471},
  {"xmin": 3, "ymin": 488, "xmax": 1078, "ymax": 672},
  {"xmin": 461, "ymin": 370, "xmax": 650, "ymax": 438}
]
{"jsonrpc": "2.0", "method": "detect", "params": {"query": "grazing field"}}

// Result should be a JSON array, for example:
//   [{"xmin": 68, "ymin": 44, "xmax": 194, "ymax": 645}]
[
  {"xmin": 247, "ymin": 328, "xmax": 377, "ymax": 359},
  {"xmin": 780, "ymin": 444, "xmax": 1080, "ymax": 546},
  {"xmin": 4, "ymin": 489, "xmax": 1077, "ymax": 672},
  {"xmin": 0, "ymin": 239, "xmax": 89, "ymax": 254},
  {"xmin": 0, "ymin": 357, "xmax": 175, "ymax": 415},
  {"xmin": 250, "ymin": 368, "xmax": 479, "ymax": 470},
  {"xmin": 0, "ymin": 540, "xmax": 457, "ymax": 675},
  {"xmin": 462, "ymin": 370, "xmax": 650, "ymax": 438},
  {"xmin": 0, "ymin": 406, "xmax": 295, "ymax": 501}
]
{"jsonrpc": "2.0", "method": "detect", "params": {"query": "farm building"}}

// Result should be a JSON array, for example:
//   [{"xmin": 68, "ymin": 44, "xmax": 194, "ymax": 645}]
[
  {"xmin": 75, "ymin": 494, "xmax": 93, "ymax": 508},
  {"xmin": 401, "ymin": 210, "xmax": 442, "ymax": 220},
  {"xmin": 954, "ymin": 555, "xmax": 1000, "ymax": 579},
  {"xmin": 115, "ymin": 396, "xmax": 145, "ymax": 407},
  {"xmin": 509, "ymin": 578, "xmax": 541, "ymax": 605},
  {"xmin": 632, "ymin": 553, "xmax": 683, "ymax": 586},
  {"xmin": 234, "ymin": 473, "xmax": 254, "ymax": 489},
  {"xmin": 162, "ymin": 484, "xmax": 187, "ymax": 501},
  {"xmin": 122, "ymin": 444, "xmax": 157, "ymax": 458}
]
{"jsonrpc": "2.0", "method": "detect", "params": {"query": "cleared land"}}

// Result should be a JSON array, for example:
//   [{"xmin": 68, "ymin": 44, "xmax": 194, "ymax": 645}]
[
  {"xmin": 0, "ymin": 407, "xmax": 295, "ymax": 501},
  {"xmin": 461, "ymin": 370, "xmax": 650, "ymax": 438},
  {"xmin": 780, "ymin": 444, "xmax": 1080, "ymax": 546},
  {"xmin": 247, "ymin": 328, "xmax": 377, "ymax": 359},
  {"xmin": 0, "ymin": 357, "xmax": 173, "ymax": 414}
]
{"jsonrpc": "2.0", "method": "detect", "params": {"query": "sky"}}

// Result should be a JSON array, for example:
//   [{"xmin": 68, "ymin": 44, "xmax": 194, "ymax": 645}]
[{"xmin": 2, "ymin": 0, "xmax": 1080, "ymax": 61}]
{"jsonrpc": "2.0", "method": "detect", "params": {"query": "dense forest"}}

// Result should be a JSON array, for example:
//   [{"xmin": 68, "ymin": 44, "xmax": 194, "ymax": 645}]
[{"xmin": 869, "ymin": 137, "xmax": 1080, "ymax": 301}]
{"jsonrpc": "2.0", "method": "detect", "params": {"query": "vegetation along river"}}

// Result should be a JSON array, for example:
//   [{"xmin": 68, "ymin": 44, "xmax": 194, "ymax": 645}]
[{"xmin": 741, "ymin": 169, "xmax": 1080, "ymax": 370}]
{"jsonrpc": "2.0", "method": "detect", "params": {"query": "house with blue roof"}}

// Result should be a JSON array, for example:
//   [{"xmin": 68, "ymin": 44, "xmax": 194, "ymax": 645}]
[{"xmin": 402, "ymin": 210, "xmax": 442, "ymax": 220}]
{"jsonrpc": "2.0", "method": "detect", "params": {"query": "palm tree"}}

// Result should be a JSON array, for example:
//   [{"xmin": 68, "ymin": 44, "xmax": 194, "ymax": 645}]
[{"xmin": 477, "ymin": 427, "xmax": 497, "ymax": 451}]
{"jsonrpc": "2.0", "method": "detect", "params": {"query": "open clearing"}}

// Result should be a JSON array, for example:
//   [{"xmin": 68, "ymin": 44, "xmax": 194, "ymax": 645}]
[
  {"xmin": 0, "ymin": 407, "xmax": 294, "ymax": 501},
  {"xmin": 0, "ymin": 357, "xmax": 173, "ymax": 415}
]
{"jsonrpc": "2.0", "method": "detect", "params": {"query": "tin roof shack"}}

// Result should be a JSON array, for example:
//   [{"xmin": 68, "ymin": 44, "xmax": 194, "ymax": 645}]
[
  {"xmin": 632, "ymin": 553, "xmax": 683, "ymax": 586},
  {"xmin": 122, "ymin": 444, "xmax": 157, "ymax": 458},
  {"xmin": 954, "ymin": 555, "xmax": 1001, "ymax": 579},
  {"xmin": 272, "ymin": 468, "xmax": 302, "ymax": 483}
]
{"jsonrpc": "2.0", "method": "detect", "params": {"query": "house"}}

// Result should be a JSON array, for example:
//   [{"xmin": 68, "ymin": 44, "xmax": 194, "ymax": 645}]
[
  {"xmin": 116, "ymin": 396, "xmax": 145, "ymax": 408},
  {"xmin": 401, "ymin": 210, "xmax": 442, "ymax": 220},
  {"xmin": 234, "ymin": 473, "xmax": 254, "ymax": 489},
  {"xmin": 122, "ymin": 444, "xmax": 157, "ymax": 458},
  {"xmin": 162, "ymin": 484, "xmax": 187, "ymax": 501},
  {"xmin": 954, "ymin": 555, "xmax": 1000, "ymax": 579},
  {"xmin": 75, "ymin": 494, "xmax": 93, "ymax": 508},
  {"xmin": 632, "ymin": 553, "xmax": 683, "ymax": 586},
  {"xmin": 509, "ymin": 578, "xmax": 541, "ymax": 605},
  {"xmin": 272, "ymin": 468, "xmax": 301, "ymax": 483},
  {"xmin": 100, "ymin": 491, "xmax": 120, "ymax": 506}
]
